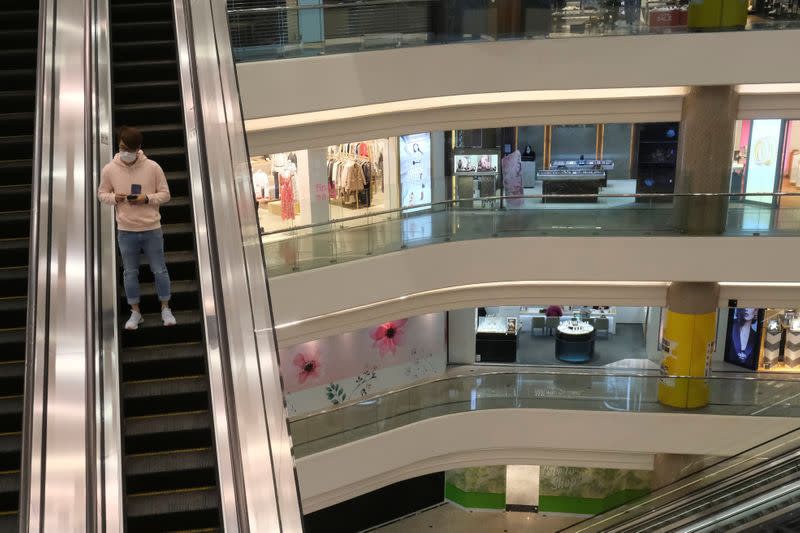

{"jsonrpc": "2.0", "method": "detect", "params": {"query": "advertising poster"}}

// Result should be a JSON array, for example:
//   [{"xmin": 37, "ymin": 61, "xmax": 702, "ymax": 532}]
[
  {"xmin": 724, "ymin": 308, "xmax": 765, "ymax": 370},
  {"xmin": 745, "ymin": 119, "xmax": 783, "ymax": 204},
  {"xmin": 399, "ymin": 133, "xmax": 431, "ymax": 209}
]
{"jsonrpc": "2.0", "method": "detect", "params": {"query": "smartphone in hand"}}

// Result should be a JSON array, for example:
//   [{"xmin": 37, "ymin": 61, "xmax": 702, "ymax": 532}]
[{"xmin": 128, "ymin": 184, "xmax": 142, "ymax": 201}]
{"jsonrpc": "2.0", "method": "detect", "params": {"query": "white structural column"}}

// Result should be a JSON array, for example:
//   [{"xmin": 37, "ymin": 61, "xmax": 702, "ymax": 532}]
[
  {"xmin": 298, "ymin": 148, "xmax": 330, "ymax": 227},
  {"xmin": 448, "ymin": 309, "xmax": 477, "ymax": 365},
  {"xmin": 431, "ymin": 131, "xmax": 447, "ymax": 204}
]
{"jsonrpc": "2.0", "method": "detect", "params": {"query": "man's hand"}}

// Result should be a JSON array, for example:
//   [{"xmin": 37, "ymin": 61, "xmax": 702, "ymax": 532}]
[
  {"xmin": 128, "ymin": 194, "xmax": 147, "ymax": 205},
  {"xmin": 115, "ymin": 193, "xmax": 127, "ymax": 204}
]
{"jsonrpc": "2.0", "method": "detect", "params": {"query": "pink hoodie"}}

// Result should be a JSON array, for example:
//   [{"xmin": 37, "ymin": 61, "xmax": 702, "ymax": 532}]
[{"xmin": 97, "ymin": 150, "xmax": 171, "ymax": 232}]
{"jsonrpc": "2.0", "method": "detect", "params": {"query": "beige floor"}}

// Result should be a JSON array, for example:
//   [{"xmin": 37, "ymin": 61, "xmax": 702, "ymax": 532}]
[{"xmin": 372, "ymin": 503, "xmax": 584, "ymax": 533}]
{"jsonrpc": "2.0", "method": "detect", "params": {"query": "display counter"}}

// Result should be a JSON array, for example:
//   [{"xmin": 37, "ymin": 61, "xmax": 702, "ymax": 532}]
[
  {"xmin": 519, "ymin": 312, "xmax": 616, "ymax": 335},
  {"xmin": 555, "ymin": 321, "xmax": 595, "ymax": 363},
  {"xmin": 538, "ymin": 170, "xmax": 607, "ymax": 203},
  {"xmin": 476, "ymin": 317, "xmax": 518, "ymax": 363}
]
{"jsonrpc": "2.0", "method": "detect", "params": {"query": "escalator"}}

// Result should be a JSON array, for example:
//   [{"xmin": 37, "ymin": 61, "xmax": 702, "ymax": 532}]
[
  {"xmin": 0, "ymin": 0, "xmax": 39, "ymax": 530},
  {"xmin": 562, "ymin": 432, "xmax": 800, "ymax": 533},
  {"xmin": 109, "ymin": 0, "xmax": 222, "ymax": 529}
]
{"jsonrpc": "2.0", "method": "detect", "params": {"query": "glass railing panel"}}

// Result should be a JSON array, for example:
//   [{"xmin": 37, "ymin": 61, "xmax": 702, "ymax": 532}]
[
  {"xmin": 228, "ymin": 0, "xmax": 800, "ymax": 62},
  {"xmin": 262, "ymin": 193, "xmax": 800, "ymax": 277},
  {"xmin": 288, "ymin": 371, "xmax": 800, "ymax": 459}
]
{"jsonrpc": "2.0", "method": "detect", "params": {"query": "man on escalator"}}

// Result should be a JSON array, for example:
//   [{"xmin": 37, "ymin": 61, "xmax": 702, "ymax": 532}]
[{"xmin": 98, "ymin": 125, "xmax": 176, "ymax": 330}]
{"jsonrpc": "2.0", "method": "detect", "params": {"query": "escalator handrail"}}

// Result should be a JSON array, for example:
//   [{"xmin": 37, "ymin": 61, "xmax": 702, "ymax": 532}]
[
  {"xmin": 171, "ymin": 0, "xmax": 241, "ymax": 529},
  {"xmin": 561, "ymin": 427, "xmax": 800, "ymax": 532},
  {"xmin": 19, "ymin": 0, "xmax": 55, "ymax": 529},
  {"xmin": 91, "ymin": 0, "xmax": 123, "ymax": 529},
  {"xmin": 681, "ymin": 478, "xmax": 800, "ymax": 533}
]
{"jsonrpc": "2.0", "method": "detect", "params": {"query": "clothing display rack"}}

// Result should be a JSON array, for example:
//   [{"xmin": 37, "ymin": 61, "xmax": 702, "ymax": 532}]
[{"xmin": 327, "ymin": 141, "xmax": 384, "ymax": 209}]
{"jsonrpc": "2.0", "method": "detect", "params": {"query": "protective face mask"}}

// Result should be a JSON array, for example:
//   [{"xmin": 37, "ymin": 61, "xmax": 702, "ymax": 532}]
[{"xmin": 119, "ymin": 151, "xmax": 137, "ymax": 164}]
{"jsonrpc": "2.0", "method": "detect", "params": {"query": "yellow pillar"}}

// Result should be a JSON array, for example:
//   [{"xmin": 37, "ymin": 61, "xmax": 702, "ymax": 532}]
[
  {"xmin": 658, "ymin": 283, "xmax": 719, "ymax": 409},
  {"xmin": 688, "ymin": 0, "xmax": 747, "ymax": 30}
]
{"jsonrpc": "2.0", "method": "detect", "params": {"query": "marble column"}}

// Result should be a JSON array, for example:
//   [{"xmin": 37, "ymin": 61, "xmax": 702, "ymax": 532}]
[{"xmin": 673, "ymin": 86, "xmax": 739, "ymax": 234}]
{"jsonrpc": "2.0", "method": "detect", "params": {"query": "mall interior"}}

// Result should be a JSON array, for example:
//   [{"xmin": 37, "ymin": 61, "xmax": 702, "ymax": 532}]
[{"xmin": 5, "ymin": 0, "xmax": 800, "ymax": 531}]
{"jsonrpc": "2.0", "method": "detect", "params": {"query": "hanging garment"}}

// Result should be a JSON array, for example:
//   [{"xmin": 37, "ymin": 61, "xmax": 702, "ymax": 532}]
[
  {"xmin": 280, "ymin": 175, "xmax": 295, "ymax": 220},
  {"xmin": 501, "ymin": 150, "xmax": 524, "ymax": 208}
]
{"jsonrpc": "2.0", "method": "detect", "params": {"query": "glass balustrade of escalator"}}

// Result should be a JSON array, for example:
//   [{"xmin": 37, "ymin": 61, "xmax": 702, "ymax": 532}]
[{"xmin": 226, "ymin": 0, "xmax": 800, "ymax": 62}]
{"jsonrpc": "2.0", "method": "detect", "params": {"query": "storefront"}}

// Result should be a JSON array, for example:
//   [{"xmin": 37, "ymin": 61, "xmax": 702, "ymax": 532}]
[
  {"xmin": 448, "ymin": 122, "xmax": 679, "ymax": 206},
  {"xmin": 722, "ymin": 307, "xmax": 800, "ymax": 372},
  {"xmin": 471, "ymin": 305, "xmax": 663, "ymax": 367},
  {"xmin": 730, "ymin": 119, "xmax": 800, "ymax": 206},
  {"xmin": 251, "ymin": 132, "xmax": 445, "ymax": 240}
]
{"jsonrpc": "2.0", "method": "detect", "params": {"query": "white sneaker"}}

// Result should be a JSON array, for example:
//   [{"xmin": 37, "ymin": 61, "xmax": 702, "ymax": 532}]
[
  {"xmin": 161, "ymin": 307, "xmax": 177, "ymax": 327},
  {"xmin": 125, "ymin": 310, "xmax": 143, "ymax": 330}
]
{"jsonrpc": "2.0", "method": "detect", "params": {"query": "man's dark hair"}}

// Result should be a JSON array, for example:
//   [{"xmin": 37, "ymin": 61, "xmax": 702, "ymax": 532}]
[{"xmin": 118, "ymin": 126, "xmax": 143, "ymax": 151}]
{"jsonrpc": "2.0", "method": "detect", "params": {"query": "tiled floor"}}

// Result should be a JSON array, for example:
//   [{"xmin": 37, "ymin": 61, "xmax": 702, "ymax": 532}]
[{"xmin": 371, "ymin": 503, "xmax": 584, "ymax": 533}]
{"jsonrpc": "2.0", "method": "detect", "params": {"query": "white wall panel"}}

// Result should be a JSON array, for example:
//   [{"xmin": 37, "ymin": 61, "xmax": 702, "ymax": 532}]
[
  {"xmin": 239, "ymin": 31, "xmax": 800, "ymax": 120},
  {"xmin": 295, "ymin": 408, "xmax": 800, "ymax": 512},
  {"xmin": 269, "ymin": 237, "xmax": 800, "ymax": 346}
]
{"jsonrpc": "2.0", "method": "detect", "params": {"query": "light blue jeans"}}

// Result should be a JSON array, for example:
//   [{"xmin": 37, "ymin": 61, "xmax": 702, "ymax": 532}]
[{"xmin": 118, "ymin": 228, "xmax": 171, "ymax": 305}]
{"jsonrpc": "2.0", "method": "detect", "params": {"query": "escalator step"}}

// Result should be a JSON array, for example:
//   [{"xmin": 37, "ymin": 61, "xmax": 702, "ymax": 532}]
[
  {"xmin": 111, "ymin": 21, "xmax": 174, "ymax": 43},
  {"xmin": 0, "ymin": 160, "xmax": 33, "ymax": 187},
  {"xmin": 0, "ymin": 30, "xmax": 37, "ymax": 50},
  {"xmin": 0, "ymin": 69, "xmax": 36, "ymax": 92},
  {"xmin": 124, "ymin": 410, "xmax": 213, "ymax": 455},
  {"xmin": 119, "ymin": 279, "xmax": 198, "ymax": 313},
  {"xmin": 121, "ymin": 342, "xmax": 206, "ymax": 382},
  {"xmin": 0, "ymin": 364, "xmax": 25, "ymax": 397},
  {"xmin": 0, "ymin": 238, "xmax": 30, "ymax": 269},
  {"xmin": 0, "ymin": 471, "xmax": 21, "ymax": 514},
  {"xmin": 115, "ymin": 81, "xmax": 180, "ymax": 107},
  {"xmin": 126, "ymin": 487, "xmax": 220, "ymax": 532},
  {"xmin": 0, "ymin": 267, "xmax": 28, "ymax": 299},
  {"xmin": 123, "ymin": 375, "xmax": 209, "ymax": 418},
  {"xmin": 0, "ymin": 433, "xmax": 22, "ymax": 472},
  {"xmin": 120, "ymin": 309, "xmax": 202, "ymax": 348},
  {"xmin": 0, "ymin": 211, "xmax": 31, "ymax": 239},
  {"xmin": 134, "ymin": 250, "xmax": 197, "ymax": 283},
  {"xmin": 126, "ymin": 447, "xmax": 216, "ymax": 494},
  {"xmin": 115, "ymin": 102, "xmax": 182, "ymax": 126}
]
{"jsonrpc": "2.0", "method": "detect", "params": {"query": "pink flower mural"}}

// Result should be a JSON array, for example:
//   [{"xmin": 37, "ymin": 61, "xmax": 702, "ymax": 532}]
[
  {"xmin": 293, "ymin": 352, "xmax": 322, "ymax": 384},
  {"xmin": 370, "ymin": 319, "xmax": 408, "ymax": 355}
]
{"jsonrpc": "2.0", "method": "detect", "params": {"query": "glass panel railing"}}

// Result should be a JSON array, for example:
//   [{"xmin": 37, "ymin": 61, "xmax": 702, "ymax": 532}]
[
  {"xmin": 287, "ymin": 369, "xmax": 800, "ymax": 459},
  {"xmin": 262, "ymin": 192, "xmax": 800, "ymax": 276},
  {"xmin": 228, "ymin": 0, "xmax": 800, "ymax": 62}
]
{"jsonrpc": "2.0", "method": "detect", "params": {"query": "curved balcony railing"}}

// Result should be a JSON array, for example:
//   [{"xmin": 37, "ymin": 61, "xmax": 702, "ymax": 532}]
[
  {"xmin": 288, "ymin": 368, "xmax": 800, "ymax": 458},
  {"xmin": 227, "ymin": 0, "xmax": 800, "ymax": 62},
  {"xmin": 262, "ymin": 191, "xmax": 800, "ymax": 276}
]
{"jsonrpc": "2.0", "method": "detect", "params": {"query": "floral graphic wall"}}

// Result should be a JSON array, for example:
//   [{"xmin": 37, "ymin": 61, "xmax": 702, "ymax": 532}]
[{"xmin": 281, "ymin": 313, "xmax": 447, "ymax": 416}]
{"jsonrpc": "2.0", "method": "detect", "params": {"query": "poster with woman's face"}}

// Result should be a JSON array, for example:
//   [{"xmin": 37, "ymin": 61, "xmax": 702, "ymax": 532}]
[
  {"xmin": 399, "ymin": 133, "xmax": 432, "ymax": 209},
  {"xmin": 724, "ymin": 307, "xmax": 765, "ymax": 370}
]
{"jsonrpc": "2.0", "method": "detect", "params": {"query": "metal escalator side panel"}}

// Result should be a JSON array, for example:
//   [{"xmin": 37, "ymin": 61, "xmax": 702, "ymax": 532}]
[
  {"xmin": 16, "ymin": 0, "xmax": 47, "ymax": 529},
  {"xmin": 22, "ymin": 0, "xmax": 97, "ymax": 529},
  {"xmin": 560, "ymin": 430, "xmax": 800, "ymax": 533},
  {"xmin": 171, "ymin": 0, "xmax": 240, "ymax": 530},
  {"xmin": 91, "ymin": 0, "xmax": 123, "ymax": 529},
  {"xmin": 184, "ymin": 0, "xmax": 304, "ymax": 530}
]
